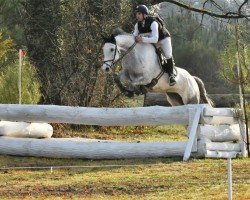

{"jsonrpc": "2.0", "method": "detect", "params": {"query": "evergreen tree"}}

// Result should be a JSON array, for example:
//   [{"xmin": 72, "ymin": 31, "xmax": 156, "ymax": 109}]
[{"xmin": 22, "ymin": 0, "xmax": 62, "ymax": 104}]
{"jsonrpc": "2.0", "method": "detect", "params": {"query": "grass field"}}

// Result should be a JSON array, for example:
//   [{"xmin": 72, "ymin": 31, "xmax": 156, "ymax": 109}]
[{"xmin": 0, "ymin": 125, "xmax": 249, "ymax": 200}]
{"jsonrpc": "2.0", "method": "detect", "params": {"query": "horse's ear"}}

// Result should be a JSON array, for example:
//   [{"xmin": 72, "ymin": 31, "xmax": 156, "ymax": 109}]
[
  {"xmin": 101, "ymin": 34, "xmax": 108, "ymax": 42},
  {"xmin": 102, "ymin": 34, "xmax": 116, "ymax": 44},
  {"xmin": 110, "ymin": 34, "xmax": 116, "ymax": 44}
]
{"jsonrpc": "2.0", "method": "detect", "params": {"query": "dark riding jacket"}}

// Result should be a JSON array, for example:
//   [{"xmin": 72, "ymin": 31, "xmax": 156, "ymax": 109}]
[{"xmin": 137, "ymin": 16, "xmax": 170, "ymax": 41}]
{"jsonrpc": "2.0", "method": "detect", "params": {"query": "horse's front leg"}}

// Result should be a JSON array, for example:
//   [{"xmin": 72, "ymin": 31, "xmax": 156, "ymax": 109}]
[
  {"xmin": 131, "ymin": 73, "xmax": 151, "ymax": 86},
  {"xmin": 130, "ymin": 73, "xmax": 152, "ymax": 94},
  {"xmin": 114, "ymin": 71, "xmax": 135, "ymax": 97},
  {"xmin": 118, "ymin": 71, "xmax": 145, "ymax": 96}
]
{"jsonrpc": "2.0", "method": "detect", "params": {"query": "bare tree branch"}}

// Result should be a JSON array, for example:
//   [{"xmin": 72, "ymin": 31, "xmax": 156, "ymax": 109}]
[
  {"xmin": 150, "ymin": 0, "xmax": 250, "ymax": 19},
  {"xmin": 238, "ymin": 0, "xmax": 248, "ymax": 14}
]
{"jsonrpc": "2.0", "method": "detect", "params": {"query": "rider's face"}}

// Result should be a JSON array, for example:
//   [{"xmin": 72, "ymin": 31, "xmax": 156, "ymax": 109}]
[{"xmin": 136, "ymin": 12, "xmax": 144, "ymax": 21}]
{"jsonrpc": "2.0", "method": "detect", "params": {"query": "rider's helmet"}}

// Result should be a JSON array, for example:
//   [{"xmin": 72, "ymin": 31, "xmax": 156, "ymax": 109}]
[{"xmin": 135, "ymin": 5, "xmax": 149, "ymax": 15}]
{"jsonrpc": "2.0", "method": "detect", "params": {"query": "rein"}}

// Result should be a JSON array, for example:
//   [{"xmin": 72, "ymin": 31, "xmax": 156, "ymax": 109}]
[
  {"xmin": 103, "ymin": 42, "xmax": 137, "ymax": 69},
  {"xmin": 114, "ymin": 42, "xmax": 137, "ymax": 65},
  {"xmin": 103, "ymin": 40, "xmax": 166, "ymax": 91}
]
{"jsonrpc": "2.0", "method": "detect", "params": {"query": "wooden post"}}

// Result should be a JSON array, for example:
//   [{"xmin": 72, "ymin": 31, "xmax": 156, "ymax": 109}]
[
  {"xmin": 227, "ymin": 158, "xmax": 233, "ymax": 200},
  {"xmin": 18, "ymin": 49, "xmax": 23, "ymax": 104},
  {"xmin": 183, "ymin": 107, "xmax": 202, "ymax": 161}
]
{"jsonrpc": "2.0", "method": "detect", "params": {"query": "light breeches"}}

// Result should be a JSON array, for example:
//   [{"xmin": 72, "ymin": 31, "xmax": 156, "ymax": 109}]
[{"xmin": 155, "ymin": 37, "xmax": 172, "ymax": 59}]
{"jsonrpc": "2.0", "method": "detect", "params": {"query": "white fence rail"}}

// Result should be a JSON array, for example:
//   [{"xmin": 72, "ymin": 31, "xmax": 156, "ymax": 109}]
[{"xmin": 0, "ymin": 104, "xmax": 246, "ymax": 160}]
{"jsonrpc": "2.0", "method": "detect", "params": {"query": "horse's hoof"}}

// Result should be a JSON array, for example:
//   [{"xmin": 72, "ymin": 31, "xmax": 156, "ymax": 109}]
[
  {"xmin": 135, "ymin": 91, "xmax": 141, "ymax": 96},
  {"xmin": 125, "ymin": 91, "xmax": 134, "ymax": 98},
  {"xmin": 140, "ymin": 86, "xmax": 148, "ymax": 94}
]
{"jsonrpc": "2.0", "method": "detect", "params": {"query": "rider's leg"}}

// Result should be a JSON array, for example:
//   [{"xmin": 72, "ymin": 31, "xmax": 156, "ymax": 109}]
[{"xmin": 157, "ymin": 37, "xmax": 176, "ymax": 86}]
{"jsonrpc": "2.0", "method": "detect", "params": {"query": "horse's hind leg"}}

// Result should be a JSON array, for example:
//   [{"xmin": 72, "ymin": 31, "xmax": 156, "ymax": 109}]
[
  {"xmin": 181, "ymin": 91, "xmax": 199, "ymax": 105},
  {"xmin": 166, "ymin": 93, "xmax": 184, "ymax": 106}
]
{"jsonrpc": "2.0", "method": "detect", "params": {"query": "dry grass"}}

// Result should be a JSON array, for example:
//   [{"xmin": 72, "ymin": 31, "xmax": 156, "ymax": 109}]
[
  {"xmin": 0, "ymin": 156, "xmax": 249, "ymax": 200},
  {"xmin": 0, "ymin": 124, "xmax": 249, "ymax": 200}
]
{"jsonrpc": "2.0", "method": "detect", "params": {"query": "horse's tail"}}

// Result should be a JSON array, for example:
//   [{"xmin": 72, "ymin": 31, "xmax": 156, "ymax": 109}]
[{"xmin": 193, "ymin": 76, "xmax": 214, "ymax": 107}]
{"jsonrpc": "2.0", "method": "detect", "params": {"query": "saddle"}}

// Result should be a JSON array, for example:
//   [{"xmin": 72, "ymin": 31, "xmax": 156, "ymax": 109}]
[{"xmin": 144, "ymin": 46, "xmax": 175, "ymax": 89}]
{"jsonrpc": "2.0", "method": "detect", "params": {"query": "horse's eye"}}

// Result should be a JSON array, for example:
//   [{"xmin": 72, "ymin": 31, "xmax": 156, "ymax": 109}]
[{"xmin": 110, "ymin": 48, "xmax": 114, "ymax": 52}]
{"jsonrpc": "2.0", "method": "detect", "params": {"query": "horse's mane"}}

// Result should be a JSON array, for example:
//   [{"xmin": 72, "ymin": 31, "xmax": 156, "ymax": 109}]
[
  {"xmin": 103, "ymin": 28, "xmax": 132, "ymax": 44},
  {"xmin": 112, "ymin": 28, "xmax": 130, "ymax": 37}
]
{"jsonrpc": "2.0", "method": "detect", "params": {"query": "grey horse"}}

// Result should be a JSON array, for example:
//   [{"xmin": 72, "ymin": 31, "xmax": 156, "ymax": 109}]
[{"xmin": 102, "ymin": 31, "xmax": 213, "ymax": 106}]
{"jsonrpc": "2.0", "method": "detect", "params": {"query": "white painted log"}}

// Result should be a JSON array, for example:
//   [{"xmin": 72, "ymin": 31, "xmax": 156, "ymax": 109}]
[
  {"xmin": 205, "ymin": 142, "xmax": 241, "ymax": 152},
  {"xmin": 197, "ymin": 124, "xmax": 241, "ymax": 142},
  {"xmin": 195, "ymin": 138, "xmax": 211, "ymax": 158},
  {"xmin": 200, "ymin": 116, "xmax": 238, "ymax": 125},
  {"xmin": 201, "ymin": 105, "xmax": 238, "ymax": 125},
  {"xmin": 183, "ymin": 107, "xmax": 201, "ymax": 161},
  {"xmin": 0, "ymin": 104, "xmax": 204, "ymax": 126},
  {"xmin": 0, "ymin": 137, "xmax": 189, "ymax": 159},
  {"xmin": 203, "ymin": 106, "xmax": 237, "ymax": 117},
  {"xmin": 0, "ymin": 104, "xmax": 239, "ymax": 126},
  {"xmin": 205, "ymin": 150, "xmax": 239, "ymax": 158},
  {"xmin": 186, "ymin": 108, "xmax": 198, "ymax": 152},
  {"xmin": 0, "ymin": 121, "xmax": 53, "ymax": 138},
  {"xmin": 238, "ymin": 119, "xmax": 248, "ymax": 157}
]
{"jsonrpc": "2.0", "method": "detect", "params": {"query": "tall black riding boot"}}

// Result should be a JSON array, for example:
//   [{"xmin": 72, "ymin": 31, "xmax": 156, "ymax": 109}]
[{"xmin": 166, "ymin": 57, "xmax": 176, "ymax": 86}]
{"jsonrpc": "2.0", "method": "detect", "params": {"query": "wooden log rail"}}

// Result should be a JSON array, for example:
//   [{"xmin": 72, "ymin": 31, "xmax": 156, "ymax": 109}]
[
  {"xmin": 0, "ymin": 104, "xmax": 193, "ymax": 125},
  {"xmin": 0, "ymin": 104, "xmax": 246, "ymax": 160}
]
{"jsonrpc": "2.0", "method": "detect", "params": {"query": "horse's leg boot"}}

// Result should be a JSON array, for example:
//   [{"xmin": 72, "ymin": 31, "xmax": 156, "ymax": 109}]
[
  {"xmin": 114, "ymin": 74, "xmax": 135, "ymax": 97},
  {"xmin": 124, "ymin": 91, "xmax": 134, "ymax": 98},
  {"xmin": 140, "ymin": 85, "xmax": 148, "ymax": 94}
]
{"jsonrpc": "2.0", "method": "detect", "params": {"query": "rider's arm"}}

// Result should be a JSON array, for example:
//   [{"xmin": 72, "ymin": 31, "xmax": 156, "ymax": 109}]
[
  {"xmin": 141, "ymin": 21, "xmax": 159, "ymax": 43},
  {"xmin": 133, "ymin": 23, "xmax": 139, "ymax": 36}
]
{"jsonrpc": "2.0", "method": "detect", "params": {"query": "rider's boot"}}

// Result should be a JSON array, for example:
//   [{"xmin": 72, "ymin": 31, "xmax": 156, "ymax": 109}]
[{"xmin": 165, "ymin": 57, "xmax": 176, "ymax": 86}]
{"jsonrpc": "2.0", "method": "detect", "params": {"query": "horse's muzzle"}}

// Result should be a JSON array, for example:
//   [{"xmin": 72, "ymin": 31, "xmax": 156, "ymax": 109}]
[
  {"xmin": 101, "ymin": 64, "xmax": 111, "ymax": 73},
  {"xmin": 105, "ymin": 67, "xmax": 110, "ymax": 72}
]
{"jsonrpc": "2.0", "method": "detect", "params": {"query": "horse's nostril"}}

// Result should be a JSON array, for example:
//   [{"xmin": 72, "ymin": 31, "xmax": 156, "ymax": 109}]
[{"xmin": 105, "ymin": 67, "xmax": 110, "ymax": 72}]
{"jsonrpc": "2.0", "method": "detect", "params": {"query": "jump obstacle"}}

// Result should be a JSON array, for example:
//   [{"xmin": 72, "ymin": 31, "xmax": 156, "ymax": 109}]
[{"xmin": 0, "ymin": 104, "xmax": 247, "ymax": 161}]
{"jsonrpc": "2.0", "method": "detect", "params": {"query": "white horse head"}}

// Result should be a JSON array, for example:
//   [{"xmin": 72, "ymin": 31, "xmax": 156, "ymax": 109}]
[
  {"xmin": 101, "ymin": 30, "xmax": 213, "ymax": 106},
  {"xmin": 102, "ymin": 35, "xmax": 120, "ymax": 73}
]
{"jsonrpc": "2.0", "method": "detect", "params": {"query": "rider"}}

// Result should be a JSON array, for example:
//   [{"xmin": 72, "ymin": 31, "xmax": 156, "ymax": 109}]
[{"xmin": 133, "ymin": 4, "xmax": 176, "ymax": 86}]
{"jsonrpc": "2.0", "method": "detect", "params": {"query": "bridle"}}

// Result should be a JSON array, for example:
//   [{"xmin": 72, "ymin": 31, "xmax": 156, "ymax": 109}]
[{"xmin": 103, "ymin": 42, "xmax": 137, "ymax": 69}]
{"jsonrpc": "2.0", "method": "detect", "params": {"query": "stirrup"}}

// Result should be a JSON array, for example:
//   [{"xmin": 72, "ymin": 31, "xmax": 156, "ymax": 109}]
[{"xmin": 169, "ymin": 75, "xmax": 176, "ymax": 86}]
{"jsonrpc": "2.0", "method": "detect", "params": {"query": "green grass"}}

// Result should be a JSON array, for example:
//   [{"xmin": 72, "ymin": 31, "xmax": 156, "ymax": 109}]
[{"xmin": 0, "ymin": 125, "xmax": 249, "ymax": 199}]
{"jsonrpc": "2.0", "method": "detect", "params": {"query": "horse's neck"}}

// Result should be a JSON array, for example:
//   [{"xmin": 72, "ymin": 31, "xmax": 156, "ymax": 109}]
[
  {"xmin": 116, "ymin": 35, "xmax": 161, "ymax": 75},
  {"xmin": 115, "ymin": 34, "xmax": 155, "ymax": 59},
  {"xmin": 115, "ymin": 35, "xmax": 135, "ymax": 51}
]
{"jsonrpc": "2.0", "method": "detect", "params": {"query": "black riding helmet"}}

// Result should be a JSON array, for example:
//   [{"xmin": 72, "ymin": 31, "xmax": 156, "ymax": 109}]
[{"xmin": 135, "ymin": 5, "xmax": 149, "ymax": 15}]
